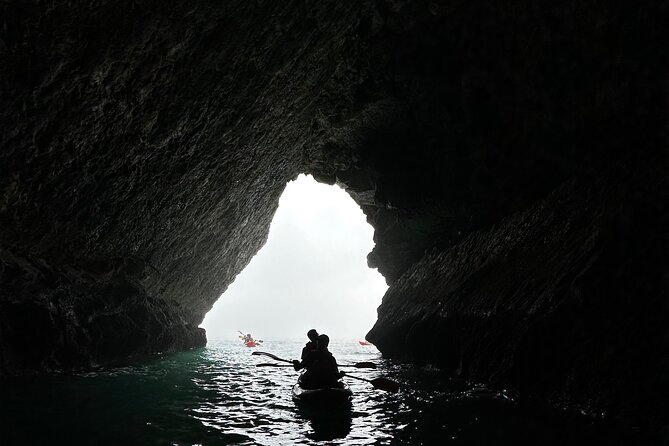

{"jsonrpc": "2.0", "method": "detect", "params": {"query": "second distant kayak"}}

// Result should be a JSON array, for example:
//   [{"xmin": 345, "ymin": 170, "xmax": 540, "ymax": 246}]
[{"xmin": 359, "ymin": 341, "xmax": 371, "ymax": 346}]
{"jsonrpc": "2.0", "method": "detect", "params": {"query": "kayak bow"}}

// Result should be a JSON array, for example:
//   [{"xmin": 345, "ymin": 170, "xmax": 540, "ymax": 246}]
[{"xmin": 292, "ymin": 380, "xmax": 353, "ymax": 407}]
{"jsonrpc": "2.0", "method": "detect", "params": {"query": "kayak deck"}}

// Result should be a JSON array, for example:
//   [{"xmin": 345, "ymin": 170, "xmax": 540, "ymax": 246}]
[{"xmin": 292, "ymin": 381, "xmax": 353, "ymax": 407}]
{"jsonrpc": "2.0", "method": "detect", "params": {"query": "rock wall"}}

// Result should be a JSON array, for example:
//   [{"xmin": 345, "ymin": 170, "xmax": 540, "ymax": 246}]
[
  {"xmin": 367, "ymin": 165, "xmax": 668, "ymax": 429},
  {"xmin": 1, "ymin": 0, "xmax": 369, "ymax": 373},
  {"xmin": 1, "ymin": 0, "xmax": 666, "ymax": 433}
]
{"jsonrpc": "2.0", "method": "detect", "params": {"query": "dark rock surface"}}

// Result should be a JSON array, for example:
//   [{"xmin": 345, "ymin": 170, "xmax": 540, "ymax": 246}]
[
  {"xmin": 367, "ymin": 165, "xmax": 668, "ymax": 430},
  {"xmin": 0, "ymin": 249, "xmax": 206, "ymax": 374},
  {"xmin": 0, "ymin": 0, "xmax": 666, "ymax": 434}
]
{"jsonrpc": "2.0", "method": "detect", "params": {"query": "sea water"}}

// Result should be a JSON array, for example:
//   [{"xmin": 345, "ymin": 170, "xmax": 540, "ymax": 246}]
[{"xmin": 0, "ymin": 339, "xmax": 640, "ymax": 445}]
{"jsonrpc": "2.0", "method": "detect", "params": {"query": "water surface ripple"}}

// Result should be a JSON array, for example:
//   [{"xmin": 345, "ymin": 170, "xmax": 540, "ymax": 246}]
[{"xmin": 0, "ymin": 340, "xmax": 641, "ymax": 445}]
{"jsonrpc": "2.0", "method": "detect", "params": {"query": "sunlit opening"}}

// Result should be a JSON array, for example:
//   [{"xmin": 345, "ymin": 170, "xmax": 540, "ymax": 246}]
[{"xmin": 202, "ymin": 174, "xmax": 388, "ymax": 341}]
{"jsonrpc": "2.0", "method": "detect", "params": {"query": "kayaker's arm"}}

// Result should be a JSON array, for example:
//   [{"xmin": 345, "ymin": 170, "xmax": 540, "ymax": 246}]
[{"xmin": 296, "ymin": 349, "xmax": 318, "ymax": 371}]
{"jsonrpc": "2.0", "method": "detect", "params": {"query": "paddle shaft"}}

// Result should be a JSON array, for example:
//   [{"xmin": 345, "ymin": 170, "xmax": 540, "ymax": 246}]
[
  {"xmin": 255, "ymin": 362, "xmax": 374, "ymax": 369},
  {"xmin": 252, "ymin": 351, "xmax": 375, "ymax": 369},
  {"xmin": 252, "ymin": 351, "xmax": 397, "ymax": 391},
  {"xmin": 345, "ymin": 374, "xmax": 400, "ymax": 393},
  {"xmin": 345, "ymin": 374, "xmax": 373, "ymax": 384}
]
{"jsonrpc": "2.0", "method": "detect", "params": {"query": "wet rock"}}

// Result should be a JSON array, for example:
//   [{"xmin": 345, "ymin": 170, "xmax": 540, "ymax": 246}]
[
  {"xmin": 367, "ymin": 166, "xmax": 668, "ymax": 430},
  {"xmin": 0, "ymin": 250, "xmax": 206, "ymax": 375}
]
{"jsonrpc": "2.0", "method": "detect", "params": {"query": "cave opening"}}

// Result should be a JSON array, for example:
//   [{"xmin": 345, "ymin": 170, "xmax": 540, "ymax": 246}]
[{"xmin": 201, "ymin": 174, "xmax": 387, "ymax": 341}]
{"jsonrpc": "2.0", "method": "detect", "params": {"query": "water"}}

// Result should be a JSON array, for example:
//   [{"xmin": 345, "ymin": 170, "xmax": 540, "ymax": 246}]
[{"xmin": 0, "ymin": 340, "xmax": 642, "ymax": 445}]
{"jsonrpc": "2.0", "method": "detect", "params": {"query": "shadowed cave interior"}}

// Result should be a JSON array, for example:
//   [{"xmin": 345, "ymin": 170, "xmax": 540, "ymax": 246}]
[{"xmin": 0, "ymin": 0, "xmax": 667, "ymax": 440}]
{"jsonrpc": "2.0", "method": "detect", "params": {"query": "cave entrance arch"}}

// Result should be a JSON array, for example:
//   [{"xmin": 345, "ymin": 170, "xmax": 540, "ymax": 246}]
[{"xmin": 201, "ymin": 174, "xmax": 387, "ymax": 341}]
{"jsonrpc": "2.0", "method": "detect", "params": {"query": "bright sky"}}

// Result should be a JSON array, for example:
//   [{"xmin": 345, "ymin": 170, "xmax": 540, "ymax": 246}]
[{"xmin": 201, "ymin": 174, "xmax": 388, "ymax": 341}]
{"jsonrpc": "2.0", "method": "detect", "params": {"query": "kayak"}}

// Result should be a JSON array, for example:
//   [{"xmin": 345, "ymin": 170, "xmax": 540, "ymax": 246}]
[
  {"xmin": 359, "ymin": 341, "xmax": 371, "ymax": 346},
  {"xmin": 292, "ymin": 381, "xmax": 353, "ymax": 407},
  {"xmin": 239, "ymin": 332, "xmax": 262, "ymax": 347}
]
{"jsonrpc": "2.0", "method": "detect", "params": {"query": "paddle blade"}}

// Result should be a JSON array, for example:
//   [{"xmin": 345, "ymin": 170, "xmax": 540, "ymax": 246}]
[
  {"xmin": 370, "ymin": 378, "xmax": 400, "ymax": 393},
  {"xmin": 250, "ymin": 351, "xmax": 293, "ymax": 364},
  {"xmin": 353, "ymin": 362, "xmax": 377, "ymax": 369}
]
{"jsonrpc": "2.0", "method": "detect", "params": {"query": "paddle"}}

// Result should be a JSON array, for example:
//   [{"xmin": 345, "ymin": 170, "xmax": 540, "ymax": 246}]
[
  {"xmin": 251, "ymin": 351, "xmax": 292, "ymax": 364},
  {"xmin": 346, "ymin": 361, "xmax": 376, "ymax": 369},
  {"xmin": 345, "ymin": 374, "xmax": 400, "ymax": 393},
  {"xmin": 251, "ymin": 351, "xmax": 377, "ymax": 369},
  {"xmin": 252, "ymin": 351, "xmax": 399, "ymax": 393},
  {"xmin": 255, "ymin": 362, "xmax": 377, "ymax": 370}
]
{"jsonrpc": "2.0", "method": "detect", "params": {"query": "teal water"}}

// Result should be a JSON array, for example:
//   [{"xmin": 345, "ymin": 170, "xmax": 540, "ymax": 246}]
[{"xmin": 0, "ymin": 340, "xmax": 639, "ymax": 445}]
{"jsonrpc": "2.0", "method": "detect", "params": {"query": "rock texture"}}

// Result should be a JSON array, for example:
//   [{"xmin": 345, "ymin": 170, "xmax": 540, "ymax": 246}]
[
  {"xmin": 367, "ymin": 165, "xmax": 667, "ymax": 429},
  {"xmin": 0, "ymin": 0, "xmax": 666, "ymax": 434}
]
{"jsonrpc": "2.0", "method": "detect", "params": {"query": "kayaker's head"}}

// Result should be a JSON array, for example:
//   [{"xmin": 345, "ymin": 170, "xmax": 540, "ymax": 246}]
[
  {"xmin": 317, "ymin": 334, "xmax": 329, "ymax": 350},
  {"xmin": 307, "ymin": 329, "xmax": 318, "ymax": 342}
]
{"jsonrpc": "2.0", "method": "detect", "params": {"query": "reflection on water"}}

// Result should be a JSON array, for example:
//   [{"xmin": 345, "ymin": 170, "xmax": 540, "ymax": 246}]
[
  {"xmin": 298, "ymin": 406, "xmax": 353, "ymax": 442},
  {"xmin": 0, "ymin": 340, "xmax": 645, "ymax": 445}
]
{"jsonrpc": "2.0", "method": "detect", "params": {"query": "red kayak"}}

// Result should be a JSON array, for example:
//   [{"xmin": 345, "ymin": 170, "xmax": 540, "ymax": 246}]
[
  {"xmin": 359, "ymin": 341, "xmax": 371, "ymax": 346},
  {"xmin": 246, "ymin": 341, "xmax": 258, "ymax": 347}
]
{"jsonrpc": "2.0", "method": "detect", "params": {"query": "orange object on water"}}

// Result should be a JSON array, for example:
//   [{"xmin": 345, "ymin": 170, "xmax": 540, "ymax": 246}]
[{"xmin": 359, "ymin": 341, "xmax": 371, "ymax": 346}]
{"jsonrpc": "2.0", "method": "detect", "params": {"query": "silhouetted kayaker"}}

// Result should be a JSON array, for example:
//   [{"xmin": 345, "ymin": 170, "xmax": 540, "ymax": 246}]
[
  {"xmin": 294, "ymin": 334, "xmax": 344, "ymax": 389},
  {"xmin": 299, "ymin": 329, "xmax": 319, "ymax": 361},
  {"xmin": 293, "ymin": 329, "xmax": 318, "ymax": 369}
]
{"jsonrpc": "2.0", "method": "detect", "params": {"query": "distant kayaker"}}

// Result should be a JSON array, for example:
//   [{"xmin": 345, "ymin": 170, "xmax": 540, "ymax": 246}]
[
  {"xmin": 244, "ymin": 333, "xmax": 254, "ymax": 343},
  {"xmin": 293, "ymin": 334, "xmax": 344, "ymax": 389}
]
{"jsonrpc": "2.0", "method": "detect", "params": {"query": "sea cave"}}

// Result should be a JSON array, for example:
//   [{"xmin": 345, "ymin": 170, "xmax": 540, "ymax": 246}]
[{"xmin": 0, "ymin": 1, "xmax": 667, "ymax": 444}]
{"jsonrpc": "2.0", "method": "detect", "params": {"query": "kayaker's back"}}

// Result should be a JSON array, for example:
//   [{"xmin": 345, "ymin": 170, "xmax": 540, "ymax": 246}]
[{"xmin": 299, "ymin": 350, "xmax": 341, "ymax": 390}]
